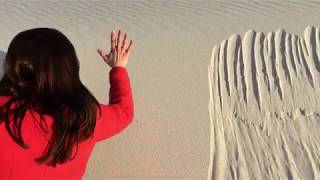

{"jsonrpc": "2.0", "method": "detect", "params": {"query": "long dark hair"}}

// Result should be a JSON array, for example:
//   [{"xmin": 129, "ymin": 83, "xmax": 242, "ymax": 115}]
[{"xmin": 0, "ymin": 28, "xmax": 101, "ymax": 167}]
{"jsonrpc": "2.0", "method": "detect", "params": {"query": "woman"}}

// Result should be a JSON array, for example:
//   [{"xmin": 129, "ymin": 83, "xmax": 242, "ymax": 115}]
[{"xmin": 0, "ymin": 28, "xmax": 134, "ymax": 179}]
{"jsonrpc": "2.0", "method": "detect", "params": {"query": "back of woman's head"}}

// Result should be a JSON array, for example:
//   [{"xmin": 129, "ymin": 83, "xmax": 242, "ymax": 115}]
[{"xmin": 0, "ymin": 27, "xmax": 101, "ymax": 167}]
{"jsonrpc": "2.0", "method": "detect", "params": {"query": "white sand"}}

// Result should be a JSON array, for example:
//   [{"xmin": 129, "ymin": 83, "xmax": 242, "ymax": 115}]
[
  {"xmin": 208, "ymin": 26, "xmax": 320, "ymax": 179},
  {"xmin": 0, "ymin": 1, "xmax": 320, "ymax": 179}
]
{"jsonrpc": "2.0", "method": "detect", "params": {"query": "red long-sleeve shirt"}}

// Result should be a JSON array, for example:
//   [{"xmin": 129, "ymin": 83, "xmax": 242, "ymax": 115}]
[{"xmin": 0, "ymin": 66, "xmax": 134, "ymax": 180}]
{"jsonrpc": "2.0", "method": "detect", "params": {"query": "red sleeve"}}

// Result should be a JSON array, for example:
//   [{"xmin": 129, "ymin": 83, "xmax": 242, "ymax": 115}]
[{"xmin": 93, "ymin": 66, "xmax": 134, "ymax": 143}]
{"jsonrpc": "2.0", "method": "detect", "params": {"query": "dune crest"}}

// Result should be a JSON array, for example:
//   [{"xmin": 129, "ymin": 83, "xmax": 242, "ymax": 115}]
[{"xmin": 208, "ymin": 26, "xmax": 320, "ymax": 179}]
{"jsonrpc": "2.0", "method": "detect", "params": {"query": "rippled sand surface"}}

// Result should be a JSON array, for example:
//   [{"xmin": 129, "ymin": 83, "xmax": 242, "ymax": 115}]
[
  {"xmin": 209, "ymin": 26, "xmax": 320, "ymax": 179},
  {"xmin": 0, "ymin": 1, "xmax": 320, "ymax": 179}
]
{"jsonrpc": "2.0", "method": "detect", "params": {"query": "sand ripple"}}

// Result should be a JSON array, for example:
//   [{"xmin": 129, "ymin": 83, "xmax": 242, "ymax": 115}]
[{"xmin": 208, "ymin": 26, "xmax": 320, "ymax": 179}]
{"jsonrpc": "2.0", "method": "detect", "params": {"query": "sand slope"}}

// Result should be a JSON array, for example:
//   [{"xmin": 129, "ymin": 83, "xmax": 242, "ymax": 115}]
[
  {"xmin": 208, "ymin": 26, "xmax": 320, "ymax": 179},
  {"xmin": 1, "ymin": 1, "xmax": 320, "ymax": 179}
]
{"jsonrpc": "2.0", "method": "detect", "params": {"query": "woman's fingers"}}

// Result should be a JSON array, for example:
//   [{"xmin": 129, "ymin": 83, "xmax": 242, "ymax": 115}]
[
  {"xmin": 121, "ymin": 33, "xmax": 127, "ymax": 51},
  {"xmin": 111, "ymin": 30, "xmax": 116, "ymax": 50},
  {"xmin": 126, "ymin": 40, "xmax": 133, "ymax": 54},
  {"xmin": 96, "ymin": 48, "xmax": 103, "ymax": 58},
  {"xmin": 99, "ymin": 29, "xmax": 133, "ymax": 67},
  {"xmin": 97, "ymin": 49, "xmax": 109, "ymax": 63},
  {"xmin": 97, "ymin": 48, "xmax": 108, "ymax": 60},
  {"xmin": 117, "ymin": 30, "xmax": 121, "ymax": 52}
]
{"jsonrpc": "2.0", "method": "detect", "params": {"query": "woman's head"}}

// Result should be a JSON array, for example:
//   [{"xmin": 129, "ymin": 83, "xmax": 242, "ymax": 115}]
[
  {"xmin": 0, "ymin": 27, "xmax": 101, "ymax": 167},
  {"xmin": 3, "ymin": 28, "xmax": 80, "ymax": 97}
]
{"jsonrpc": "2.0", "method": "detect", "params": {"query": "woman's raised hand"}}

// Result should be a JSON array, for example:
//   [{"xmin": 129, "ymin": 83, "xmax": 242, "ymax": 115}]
[{"xmin": 97, "ymin": 29, "xmax": 133, "ymax": 68}]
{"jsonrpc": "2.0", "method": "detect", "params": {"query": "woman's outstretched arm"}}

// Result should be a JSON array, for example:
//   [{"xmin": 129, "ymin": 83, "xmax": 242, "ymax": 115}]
[
  {"xmin": 93, "ymin": 29, "xmax": 134, "ymax": 143},
  {"xmin": 94, "ymin": 66, "xmax": 134, "ymax": 142}
]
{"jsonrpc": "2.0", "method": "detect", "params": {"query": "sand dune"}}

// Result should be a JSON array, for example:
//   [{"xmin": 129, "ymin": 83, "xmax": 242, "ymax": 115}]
[
  {"xmin": 1, "ymin": 1, "xmax": 320, "ymax": 179},
  {"xmin": 208, "ymin": 26, "xmax": 320, "ymax": 179}
]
